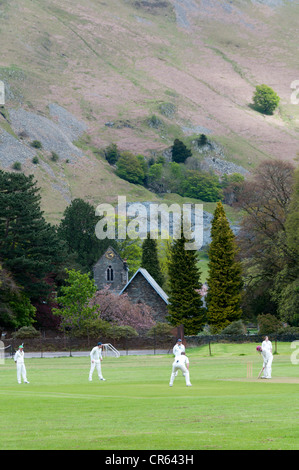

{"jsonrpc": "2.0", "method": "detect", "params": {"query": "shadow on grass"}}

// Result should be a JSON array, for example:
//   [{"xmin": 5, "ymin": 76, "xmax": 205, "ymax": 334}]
[{"xmin": 248, "ymin": 103, "xmax": 274, "ymax": 116}]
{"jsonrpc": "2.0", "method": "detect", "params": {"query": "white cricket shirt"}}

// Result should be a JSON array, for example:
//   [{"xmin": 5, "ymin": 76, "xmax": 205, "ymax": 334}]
[
  {"xmin": 173, "ymin": 354, "xmax": 189, "ymax": 367},
  {"xmin": 90, "ymin": 346, "xmax": 103, "ymax": 362},
  {"xmin": 173, "ymin": 344, "xmax": 185, "ymax": 356},
  {"xmin": 14, "ymin": 350, "xmax": 25, "ymax": 364},
  {"xmin": 262, "ymin": 340, "xmax": 272, "ymax": 354}
]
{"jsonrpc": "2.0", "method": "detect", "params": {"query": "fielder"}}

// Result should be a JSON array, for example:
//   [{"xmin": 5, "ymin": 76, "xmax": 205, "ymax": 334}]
[
  {"xmin": 14, "ymin": 345, "xmax": 29, "ymax": 384},
  {"xmin": 173, "ymin": 339, "xmax": 186, "ymax": 377},
  {"xmin": 173, "ymin": 338, "xmax": 185, "ymax": 357},
  {"xmin": 89, "ymin": 342, "xmax": 106, "ymax": 381},
  {"xmin": 169, "ymin": 352, "xmax": 192, "ymax": 387}
]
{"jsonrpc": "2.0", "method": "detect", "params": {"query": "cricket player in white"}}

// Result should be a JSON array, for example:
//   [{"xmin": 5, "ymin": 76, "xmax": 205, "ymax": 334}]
[
  {"xmin": 261, "ymin": 336, "xmax": 273, "ymax": 379},
  {"xmin": 173, "ymin": 338, "xmax": 185, "ymax": 357},
  {"xmin": 14, "ymin": 345, "xmax": 29, "ymax": 384},
  {"xmin": 169, "ymin": 352, "xmax": 192, "ymax": 387},
  {"xmin": 173, "ymin": 339, "xmax": 186, "ymax": 377},
  {"xmin": 89, "ymin": 342, "xmax": 106, "ymax": 381},
  {"xmin": 262, "ymin": 336, "xmax": 272, "ymax": 354}
]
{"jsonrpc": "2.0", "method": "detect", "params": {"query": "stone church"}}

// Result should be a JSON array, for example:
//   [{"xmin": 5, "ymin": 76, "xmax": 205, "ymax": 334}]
[
  {"xmin": 93, "ymin": 246, "xmax": 129, "ymax": 293},
  {"xmin": 93, "ymin": 246, "xmax": 169, "ymax": 322}
]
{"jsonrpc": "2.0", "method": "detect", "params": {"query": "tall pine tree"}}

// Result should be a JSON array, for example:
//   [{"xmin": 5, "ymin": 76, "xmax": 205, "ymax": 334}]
[
  {"xmin": 206, "ymin": 202, "xmax": 243, "ymax": 333},
  {"xmin": 171, "ymin": 139, "xmax": 192, "ymax": 164},
  {"xmin": 57, "ymin": 198, "xmax": 118, "ymax": 273},
  {"xmin": 141, "ymin": 233, "xmax": 164, "ymax": 287},
  {"xmin": 167, "ymin": 230, "xmax": 205, "ymax": 335},
  {"xmin": 0, "ymin": 170, "xmax": 64, "ymax": 300}
]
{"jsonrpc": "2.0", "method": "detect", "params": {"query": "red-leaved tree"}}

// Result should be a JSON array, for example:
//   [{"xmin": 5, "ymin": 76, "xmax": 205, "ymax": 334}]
[{"xmin": 92, "ymin": 286, "xmax": 156, "ymax": 332}]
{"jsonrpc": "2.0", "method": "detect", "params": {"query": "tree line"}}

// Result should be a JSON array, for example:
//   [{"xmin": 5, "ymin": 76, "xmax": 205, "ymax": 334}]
[
  {"xmin": 0, "ymin": 157, "xmax": 298, "ymax": 336},
  {"xmin": 104, "ymin": 139, "xmax": 244, "ymax": 204}
]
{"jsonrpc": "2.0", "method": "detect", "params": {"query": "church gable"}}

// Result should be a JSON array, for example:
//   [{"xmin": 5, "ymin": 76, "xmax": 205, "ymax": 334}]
[
  {"xmin": 119, "ymin": 268, "xmax": 169, "ymax": 323},
  {"xmin": 93, "ymin": 251, "xmax": 169, "ymax": 323},
  {"xmin": 93, "ymin": 246, "xmax": 128, "ymax": 293}
]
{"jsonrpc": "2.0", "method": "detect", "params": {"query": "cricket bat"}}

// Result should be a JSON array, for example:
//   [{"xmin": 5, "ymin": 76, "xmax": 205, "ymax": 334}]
[{"xmin": 257, "ymin": 367, "xmax": 264, "ymax": 379}]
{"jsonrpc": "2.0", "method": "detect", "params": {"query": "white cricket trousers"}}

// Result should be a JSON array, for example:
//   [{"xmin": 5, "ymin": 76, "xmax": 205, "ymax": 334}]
[
  {"xmin": 17, "ymin": 363, "xmax": 28, "ymax": 383},
  {"xmin": 170, "ymin": 363, "xmax": 191, "ymax": 386},
  {"xmin": 89, "ymin": 361, "xmax": 104, "ymax": 380}
]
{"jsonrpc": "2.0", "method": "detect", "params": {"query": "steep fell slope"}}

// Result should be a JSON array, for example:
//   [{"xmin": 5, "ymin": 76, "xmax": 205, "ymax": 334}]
[{"xmin": 0, "ymin": 0, "xmax": 298, "ymax": 221}]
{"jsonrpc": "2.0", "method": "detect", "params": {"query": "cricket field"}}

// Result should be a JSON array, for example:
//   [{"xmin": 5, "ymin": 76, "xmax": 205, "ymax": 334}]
[{"xmin": 1, "ymin": 343, "xmax": 299, "ymax": 450}]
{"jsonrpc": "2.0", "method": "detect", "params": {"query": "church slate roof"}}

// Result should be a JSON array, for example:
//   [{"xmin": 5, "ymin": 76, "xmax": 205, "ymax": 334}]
[{"xmin": 119, "ymin": 267, "xmax": 169, "ymax": 305}]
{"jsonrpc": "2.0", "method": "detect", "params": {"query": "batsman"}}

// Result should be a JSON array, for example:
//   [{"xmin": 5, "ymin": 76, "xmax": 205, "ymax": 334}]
[{"xmin": 256, "ymin": 338, "xmax": 273, "ymax": 379}]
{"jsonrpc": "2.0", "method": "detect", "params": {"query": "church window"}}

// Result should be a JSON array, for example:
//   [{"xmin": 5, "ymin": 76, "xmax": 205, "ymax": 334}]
[{"xmin": 107, "ymin": 266, "xmax": 114, "ymax": 281}]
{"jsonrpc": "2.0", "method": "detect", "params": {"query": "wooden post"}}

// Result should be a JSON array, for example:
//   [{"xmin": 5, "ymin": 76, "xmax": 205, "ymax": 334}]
[{"xmin": 178, "ymin": 324, "xmax": 185, "ymax": 343}]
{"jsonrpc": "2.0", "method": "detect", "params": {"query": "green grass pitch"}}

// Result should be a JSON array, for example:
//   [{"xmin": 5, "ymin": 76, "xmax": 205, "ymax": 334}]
[{"xmin": 1, "ymin": 343, "xmax": 299, "ymax": 450}]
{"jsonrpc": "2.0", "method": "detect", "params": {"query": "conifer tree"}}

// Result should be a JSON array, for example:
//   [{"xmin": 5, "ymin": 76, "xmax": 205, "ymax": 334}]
[
  {"xmin": 167, "ymin": 230, "xmax": 205, "ymax": 335},
  {"xmin": 57, "ymin": 198, "xmax": 118, "ymax": 273},
  {"xmin": 171, "ymin": 139, "xmax": 192, "ymax": 164},
  {"xmin": 141, "ymin": 233, "xmax": 165, "ymax": 287},
  {"xmin": 0, "ymin": 170, "xmax": 64, "ymax": 300},
  {"xmin": 206, "ymin": 202, "xmax": 243, "ymax": 333}
]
